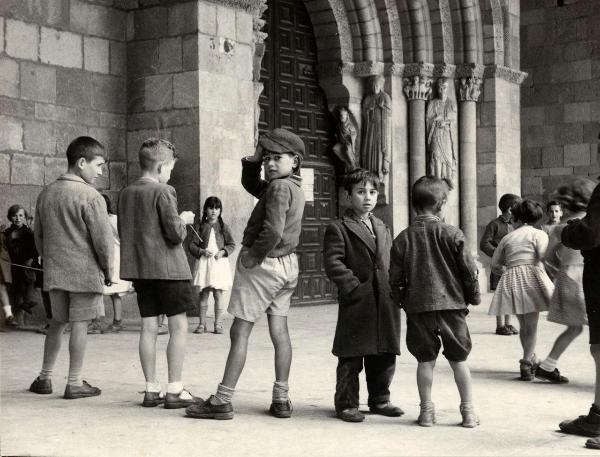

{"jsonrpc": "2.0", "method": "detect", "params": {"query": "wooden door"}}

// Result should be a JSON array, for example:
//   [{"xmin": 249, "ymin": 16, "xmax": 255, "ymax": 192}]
[{"xmin": 259, "ymin": 0, "xmax": 337, "ymax": 305}]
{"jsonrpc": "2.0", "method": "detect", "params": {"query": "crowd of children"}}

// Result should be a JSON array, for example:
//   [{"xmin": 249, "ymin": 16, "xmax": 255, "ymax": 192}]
[{"xmin": 2, "ymin": 130, "xmax": 600, "ymax": 449}]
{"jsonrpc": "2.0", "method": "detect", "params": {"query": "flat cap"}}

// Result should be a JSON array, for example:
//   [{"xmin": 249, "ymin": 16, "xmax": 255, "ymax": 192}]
[{"xmin": 259, "ymin": 128, "xmax": 305, "ymax": 159}]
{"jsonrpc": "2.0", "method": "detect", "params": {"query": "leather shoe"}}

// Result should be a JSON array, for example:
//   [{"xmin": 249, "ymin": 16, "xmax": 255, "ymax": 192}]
[
  {"xmin": 369, "ymin": 402, "xmax": 404, "ymax": 417},
  {"xmin": 185, "ymin": 395, "xmax": 234, "ymax": 419},
  {"xmin": 29, "ymin": 377, "xmax": 52, "ymax": 394},
  {"xmin": 64, "ymin": 380, "xmax": 101, "ymax": 399},
  {"xmin": 164, "ymin": 389, "xmax": 202, "ymax": 409},
  {"xmin": 142, "ymin": 391, "xmax": 165, "ymax": 407},
  {"xmin": 337, "ymin": 408, "xmax": 365, "ymax": 423},
  {"xmin": 270, "ymin": 399, "xmax": 293, "ymax": 418}
]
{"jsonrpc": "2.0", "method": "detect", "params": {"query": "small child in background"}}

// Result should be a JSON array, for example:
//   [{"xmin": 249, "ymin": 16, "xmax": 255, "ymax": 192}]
[
  {"xmin": 536, "ymin": 180, "xmax": 596, "ymax": 384},
  {"xmin": 390, "ymin": 176, "xmax": 480, "ymax": 428},
  {"xmin": 488, "ymin": 199, "xmax": 554, "ymax": 381},
  {"xmin": 100, "ymin": 193, "xmax": 132, "ymax": 333},
  {"xmin": 542, "ymin": 200, "xmax": 563, "ymax": 236},
  {"xmin": 4, "ymin": 205, "xmax": 40, "ymax": 320},
  {"xmin": 480, "ymin": 193, "xmax": 521, "ymax": 336},
  {"xmin": 324, "ymin": 169, "xmax": 403, "ymax": 423},
  {"xmin": 189, "ymin": 196, "xmax": 235, "ymax": 335},
  {"xmin": 0, "ymin": 226, "xmax": 15, "ymax": 327}
]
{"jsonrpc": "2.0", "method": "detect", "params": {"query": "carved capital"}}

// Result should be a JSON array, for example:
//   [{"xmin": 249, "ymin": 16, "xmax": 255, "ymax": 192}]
[
  {"xmin": 483, "ymin": 65, "xmax": 528, "ymax": 85},
  {"xmin": 353, "ymin": 61, "xmax": 385, "ymax": 77},
  {"xmin": 456, "ymin": 63, "xmax": 485, "ymax": 79},
  {"xmin": 403, "ymin": 75, "xmax": 433, "ymax": 101},
  {"xmin": 403, "ymin": 62, "xmax": 435, "ymax": 78},
  {"xmin": 432, "ymin": 63, "xmax": 456, "ymax": 78},
  {"xmin": 384, "ymin": 63, "xmax": 405, "ymax": 76},
  {"xmin": 457, "ymin": 76, "xmax": 483, "ymax": 102}
]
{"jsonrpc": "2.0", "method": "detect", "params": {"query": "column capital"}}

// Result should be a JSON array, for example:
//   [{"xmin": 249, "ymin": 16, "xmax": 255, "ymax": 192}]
[
  {"xmin": 456, "ymin": 63, "xmax": 485, "ymax": 79},
  {"xmin": 403, "ymin": 75, "xmax": 433, "ymax": 101},
  {"xmin": 457, "ymin": 76, "xmax": 483, "ymax": 102}
]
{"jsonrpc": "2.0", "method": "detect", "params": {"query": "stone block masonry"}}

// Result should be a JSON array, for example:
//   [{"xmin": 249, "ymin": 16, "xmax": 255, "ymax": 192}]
[
  {"xmin": 0, "ymin": 0, "xmax": 128, "ymax": 220},
  {"xmin": 521, "ymin": 0, "xmax": 600, "ymax": 202}
]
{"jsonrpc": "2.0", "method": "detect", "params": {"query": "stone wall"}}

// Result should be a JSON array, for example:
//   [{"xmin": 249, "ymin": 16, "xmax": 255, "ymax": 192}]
[
  {"xmin": 0, "ymin": 0, "xmax": 127, "ymax": 220},
  {"xmin": 521, "ymin": 0, "xmax": 600, "ymax": 202}
]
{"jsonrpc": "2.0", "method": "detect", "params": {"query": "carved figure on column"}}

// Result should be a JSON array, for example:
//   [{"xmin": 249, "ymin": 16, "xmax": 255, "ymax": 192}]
[
  {"xmin": 360, "ymin": 75, "xmax": 392, "ymax": 181},
  {"xmin": 332, "ymin": 106, "xmax": 358, "ymax": 173},
  {"xmin": 426, "ymin": 78, "xmax": 457, "ymax": 182}
]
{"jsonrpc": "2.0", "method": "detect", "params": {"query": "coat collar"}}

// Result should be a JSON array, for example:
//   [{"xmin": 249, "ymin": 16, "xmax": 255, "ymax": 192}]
[
  {"xmin": 342, "ymin": 209, "xmax": 376, "ymax": 254},
  {"xmin": 271, "ymin": 174, "xmax": 302, "ymax": 187},
  {"xmin": 57, "ymin": 173, "xmax": 90, "ymax": 185}
]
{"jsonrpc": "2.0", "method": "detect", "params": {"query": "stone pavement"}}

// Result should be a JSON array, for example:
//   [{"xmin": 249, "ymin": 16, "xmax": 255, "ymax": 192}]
[{"xmin": 0, "ymin": 294, "xmax": 597, "ymax": 456}]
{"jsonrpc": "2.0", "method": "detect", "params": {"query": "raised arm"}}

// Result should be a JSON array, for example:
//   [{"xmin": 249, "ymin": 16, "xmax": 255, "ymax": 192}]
[{"xmin": 323, "ymin": 223, "xmax": 360, "ymax": 295}]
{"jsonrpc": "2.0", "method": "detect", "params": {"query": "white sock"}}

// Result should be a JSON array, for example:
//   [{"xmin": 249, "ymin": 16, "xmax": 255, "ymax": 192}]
[
  {"xmin": 145, "ymin": 381, "xmax": 161, "ymax": 393},
  {"xmin": 540, "ymin": 357, "xmax": 557, "ymax": 372},
  {"xmin": 167, "ymin": 381, "xmax": 185, "ymax": 395},
  {"xmin": 3, "ymin": 304, "xmax": 13, "ymax": 318}
]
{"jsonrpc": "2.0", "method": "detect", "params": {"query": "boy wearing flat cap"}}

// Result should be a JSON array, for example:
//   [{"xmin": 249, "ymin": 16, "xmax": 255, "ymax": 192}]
[{"xmin": 187, "ymin": 128, "xmax": 305, "ymax": 420}]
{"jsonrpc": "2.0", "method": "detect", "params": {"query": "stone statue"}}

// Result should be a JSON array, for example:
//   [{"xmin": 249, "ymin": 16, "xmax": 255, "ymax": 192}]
[
  {"xmin": 332, "ymin": 106, "xmax": 358, "ymax": 173},
  {"xmin": 360, "ymin": 75, "xmax": 391, "ymax": 181},
  {"xmin": 426, "ymin": 78, "xmax": 457, "ymax": 182}
]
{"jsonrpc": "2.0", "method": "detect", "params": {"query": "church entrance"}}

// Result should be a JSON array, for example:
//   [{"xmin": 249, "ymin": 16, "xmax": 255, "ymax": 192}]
[{"xmin": 259, "ymin": 0, "xmax": 337, "ymax": 306}]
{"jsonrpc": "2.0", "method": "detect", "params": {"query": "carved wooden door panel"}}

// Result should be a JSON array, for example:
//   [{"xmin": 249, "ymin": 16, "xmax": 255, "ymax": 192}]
[{"xmin": 259, "ymin": 0, "xmax": 337, "ymax": 305}]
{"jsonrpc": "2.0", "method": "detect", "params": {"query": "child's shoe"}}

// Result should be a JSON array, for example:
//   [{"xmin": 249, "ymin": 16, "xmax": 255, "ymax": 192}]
[
  {"xmin": 29, "ymin": 376, "xmax": 52, "ymax": 394},
  {"xmin": 337, "ymin": 408, "xmax": 365, "ymax": 422},
  {"xmin": 519, "ymin": 359, "xmax": 535, "ymax": 381},
  {"xmin": 193, "ymin": 324, "xmax": 206, "ymax": 334},
  {"xmin": 369, "ymin": 401, "xmax": 405, "ymax": 417},
  {"xmin": 505, "ymin": 324, "xmax": 519, "ymax": 335},
  {"xmin": 535, "ymin": 366, "xmax": 569, "ymax": 383},
  {"xmin": 6, "ymin": 315, "xmax": 18, "ymax": 327},
  {"xmin": 586, "ymin": 437, "xmax": 600, "ymax": 449},
  {"xmin": 418, "ymin": 402, "xmax": 436, "ymax": 427},
  {"xmin": 185, "ymin": 395, "xmax": 234, "ymax": 420},
  {"xmin": 87, "ymin": 321, "xmax": 103, "ymax": 334},
  {"xmin": 270, "ymin": 399, "xmax": 293, "ymax": 418},
  {"xmin": 157, "ymin": 324, "xmax": 169, "ymax": 335},
  {"xmin": 64, "ymin": 380, "xmax": 101, "ymax": 399},
  {"xmin": 164, "ymin": 389, "xmax": 202, "ymax": 409},
  {"xmin": 495, "ymin": 326, "xmax": 511, "ymax": 335},
  {"xmin": 559, "ymin": 407, "xmax": 600, "ymax": 437},
  {"xmin": 142, "ymin": 391, "xmax": 165, "ymax": 407},
  {"xmin": 106, "ymin": 320, "xmax": 125, "ymax": 333},
  {"xmin": 214, "ymin": 323, "xmax": 224, "ymax": 334},
  {"xmin": 460, "ymin": 404, "xmax": 480, "ymax": 428}
]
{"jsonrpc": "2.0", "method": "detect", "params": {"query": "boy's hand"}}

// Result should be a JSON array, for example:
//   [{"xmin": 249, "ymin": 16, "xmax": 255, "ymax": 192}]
[
  {"xmin": 240, "ymin": 250, "xmax": 259, "ymax": 269},
  {"xmin": 179, "ymin": 211, "xmax": 195, "ymax": 225},
  {"xmin": 204, "ymin": 249, "xmax": 216, "ymax": 257},
  {"xmin": 104, "ymin": 277, "xmax": 112, "ymax": 287},
  {"xmin": 249, "ymin": 144, "xmax": 264, "ymax": 163},
  {"xmin": 214, "ymin": 250, "xmax": 226, "ymax": 260}
]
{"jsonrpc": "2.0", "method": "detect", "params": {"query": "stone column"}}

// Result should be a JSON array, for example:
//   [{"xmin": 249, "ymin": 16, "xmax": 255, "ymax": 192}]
[
  {"xmin": 457, "ymin": 75, "xmax": 483, "ymax": 257},
  {"xmin": 403, "ymin": 75, "xmax": 432, "ymax": 186}
]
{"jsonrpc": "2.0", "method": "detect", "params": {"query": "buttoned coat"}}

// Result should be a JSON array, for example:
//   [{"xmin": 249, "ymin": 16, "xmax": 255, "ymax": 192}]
[{"xmin": 324, "ymin": 211, "xmax": 400, "ymax": 358}]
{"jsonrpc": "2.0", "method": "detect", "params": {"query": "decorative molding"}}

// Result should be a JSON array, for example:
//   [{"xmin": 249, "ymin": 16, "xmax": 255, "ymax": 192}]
[
  {"xmin": 204, "ymin": 0, "xmax": 264, "ymax": 13},
  {"xmin": 384, "ymin": 63, "xmax": 405, "ymax": 76},
  {"xmin": 457, "ymin": 76, "xmax": 482, "ymax": 102},
  {"xmin": 455, "ymin": 63, "xmax": 485, "ymax": 79},
  {"xmin": 353, "ymin": 61, "xmax": 385, "ymax": 77},
  {"xmin": 329, "ymin": 0, "xmax": 353, "ymax": 62},
  {"xmin": 402, "ymin": 75, "xmax": 433, "ymax": 101},
  {"xmin": 403, "ymin": 63, "xmax": 435, "ymax": 78},
  {"xmin": 484, "ymin": 65, "xmax": 528, "ymax": 85},
  {"xmin": 432, "ymin": 63, "xmax": 456, "ymax": 78}
]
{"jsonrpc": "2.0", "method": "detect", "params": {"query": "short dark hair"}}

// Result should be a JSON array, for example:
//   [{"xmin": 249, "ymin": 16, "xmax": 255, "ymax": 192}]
[
  {"xmin": 342, "ymin": 168, "xmax": 380, "ymax": 194},
  {"xmin": 7, "ymin": 204, "xmax": 25, "ymax": 220},
  {"xmin": 546, "ymin": 200, "xmax": 562, "ymax": 212},
  {"xmin": 511, "ymin": 199, "xmax": 544, "ymax": 224},
  {"xmin": 411, "ymin": 176, "xmax": 452, "ymax": 211},
  {"xmin": 66, "ymin": 136, "xmax": 106, "ymax": 166},
  {"xmin": 498, "ymin": 193, "xmax": 520, "ymax": 213},
  {"xmin": 101, "ymin": 193, "xmax": 113, "ymax": 215},
  {"xmin": 552, "ymin": 178, "xmax": 596, "ymax": 213},
  {"xmin": 139, "ymin": 138, "xmax": 177, "ymax": 171}
]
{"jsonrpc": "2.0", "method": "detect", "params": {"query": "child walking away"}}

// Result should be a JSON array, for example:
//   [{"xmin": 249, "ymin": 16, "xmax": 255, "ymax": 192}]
[
  {"xmin": 190, "ymin": 196, "xmax": 235, "ymax": 334},
  {"xmin": 391, "ymin": 177, "xmax": 480, "ymax": 428},
  {"xmin": 488, "ymin": 199, "xmax": 554, "ymax": 381},
  {"xmin": 100, "ymin": 193, "xmax": 132, "ymax": 333},
  {"xmin": 4, "ymin": 205, "xmax": 40, "ymax": 319},
  {"xmin": 536, "ymin": 180, "xmax": 596, "ymax": 384},
  {"xmin": 185, "ymin": 128, "xmax": 305, "ymax": 420},
  {"xmin": 29, "ymin": 136, "xmax": 113, "ymax": 399},
  {"xmin": 557, "ymin": 179, "xmax": 600, "ymax": 449},
  {"xmin": 480, "ymin": 193, "xmax": 521, "ymax": 336},
  {"xmin": 118, "ymin": 138, "xmax": 201, "ymax": 409},
  {"xmin": 541, "ymin": 200, "xmax": 563, "ymax": 236},
  {"xmin": 324, "ymin": 169, "xmax": 403, "ymax": 423}
]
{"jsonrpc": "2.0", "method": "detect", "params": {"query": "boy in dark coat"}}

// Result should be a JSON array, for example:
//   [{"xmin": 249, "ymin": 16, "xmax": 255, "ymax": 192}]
[
  {"xmin": 324, "ymin": 169, "xmax": 403, "ymax": 423},
  {"xmin": 390, "ymin": 176, "xmax": 480, "ymax": 428}
]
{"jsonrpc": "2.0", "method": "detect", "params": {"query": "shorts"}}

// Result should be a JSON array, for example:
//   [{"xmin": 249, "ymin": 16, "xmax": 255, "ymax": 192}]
[
  {"xmin": 228, "ymin": 252, "xmax": 298, "ymax": 323},
  {"xmin": 132, "ymin": 279, "xmax": 194, "ymax": 318},
  {"xmin": 584, "ymin": 265, "xmax": 600, "ymax": 344},
  {"xmin": 406, "ymin": 309, "xmax": 472, "ymax": 362},
  {"xmin": 49, "ymin": 290, "xmax": 104, "ymax": 323}
]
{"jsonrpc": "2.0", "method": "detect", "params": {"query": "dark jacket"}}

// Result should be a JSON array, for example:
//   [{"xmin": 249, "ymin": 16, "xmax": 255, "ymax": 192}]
[
  {"xmin": 324, "ymin": 210, "xmax": 400, "ymax": 358},
  {"xmin": 4, "ymin": 224, "xmax": 38, "ymax": 283},
  {"xmin": 390, "ymin": 214, "xmax": 480, "ymax": 314},
  {"xmin": 189, "ymin": 221, "xmax": 236, "ymax": 258},
  {"xmin": 35, "ymin": 174, "xmax": 113, "ymax": 293},
  {"xmin": 241, "ymin": 158, "xmax": 305, "ymax": 263},
  {"xmin": 562, "ymin": 182, "xmax": 600, "ymax": 306},
  {"xmin": 479, "ymin": 214, "xmax": 513, "ymax": 289},
  {"xmin": 118, "ymin": 177, "xmax": 191, "ymax": 280}
]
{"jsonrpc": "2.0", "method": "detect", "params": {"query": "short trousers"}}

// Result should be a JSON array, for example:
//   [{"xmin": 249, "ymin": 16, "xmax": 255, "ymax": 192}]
[
  {"xmin": 132, "ymin": 279, "xmax": 194, "ymax": 318},
  {"xmin": 49, "ymin": 289, "xmax": 104, "ymax": 323},
  {"xmin": 584, "ymin": 265, "xmax": 600, "ymax": 344},
  {"xmin": 228, "ymin": 251, "xmax": 299, "ymax": 323},
  {"xmin": 406, "ymin": 309, "xmax": 472, "ymax": 362}
]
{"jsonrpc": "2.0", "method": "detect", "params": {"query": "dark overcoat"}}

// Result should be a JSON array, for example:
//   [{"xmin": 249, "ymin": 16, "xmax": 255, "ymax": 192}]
[{"xmin": 324, "ymin": 211, "xmax": 401, "ymax": 358}]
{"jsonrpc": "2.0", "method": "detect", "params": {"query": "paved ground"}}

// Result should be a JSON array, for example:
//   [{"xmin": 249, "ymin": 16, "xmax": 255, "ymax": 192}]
[{"xmin": 1, "ymin": 294, "xmax": 597, "ymax": 456}]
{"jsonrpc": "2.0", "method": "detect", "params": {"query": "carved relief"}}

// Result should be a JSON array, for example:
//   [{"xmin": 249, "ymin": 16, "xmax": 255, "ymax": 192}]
[
  {"xmin": 458, "ymin": 77, "xmax": 482, "ymax": 102},
  {"xmin": 403, "ymin": 75, "xmax": 433, "ymax": 100},
  {"xmin": 331, "ymin": 106, "xmax": 358, "ymax": 173},
  {"xmin": 426, "ymin": 78, "xmax": 457, "ymax": 182}
]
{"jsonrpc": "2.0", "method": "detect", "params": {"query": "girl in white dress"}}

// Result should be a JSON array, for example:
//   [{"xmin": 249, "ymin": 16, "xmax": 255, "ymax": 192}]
[
  {"xmin": 488, "ymin": 199, "xmax": 554, "ymax": 380},
  {"xmin": 189, "ymin": 197, "xmax": 235, "ymax": 334}
]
